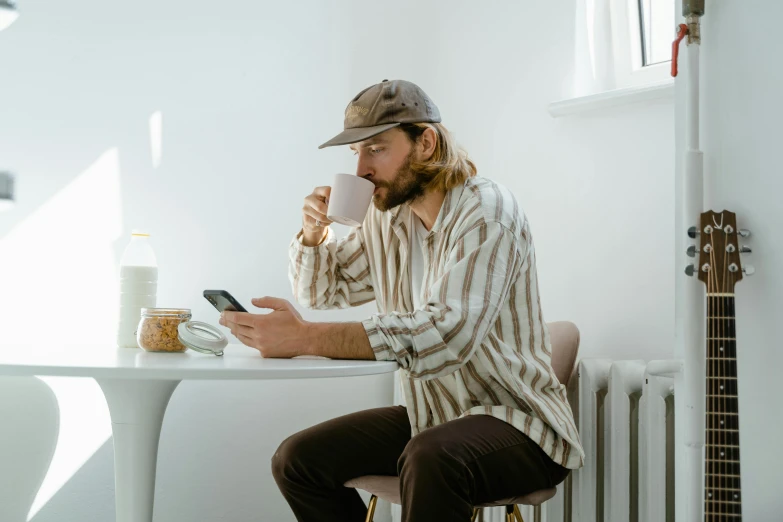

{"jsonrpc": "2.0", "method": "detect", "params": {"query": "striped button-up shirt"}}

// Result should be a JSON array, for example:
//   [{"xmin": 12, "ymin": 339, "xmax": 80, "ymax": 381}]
[{"xmin": 289, "ymin": 176, "xmax": 584, "ymax": 469}]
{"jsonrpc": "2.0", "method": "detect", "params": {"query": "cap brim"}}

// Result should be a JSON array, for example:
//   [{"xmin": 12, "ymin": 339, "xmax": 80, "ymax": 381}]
[{"xmin": 318, "ymin": 123, "xmax": 401, "ymax": 149}]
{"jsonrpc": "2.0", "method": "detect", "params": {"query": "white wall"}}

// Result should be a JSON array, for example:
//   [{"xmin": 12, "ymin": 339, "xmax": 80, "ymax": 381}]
[
  {"xmin": 0, "ymin": 1, "xmax": 393, "ymax": 521},
  {"xmin": 675, "ymin": 1, "xmax": 783, "ymax": 518},
  {"xmin": 346, "ymin": 0, "xmax": 675, "ymax": 363},
  {"xmin": 1, "ymin": 0, "xmax": 681, "ymax": 521}
]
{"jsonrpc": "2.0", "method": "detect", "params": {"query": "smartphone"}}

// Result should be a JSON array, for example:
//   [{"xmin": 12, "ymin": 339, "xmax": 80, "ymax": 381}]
[{"xmin": 203, "ymin": 289, "xmax": 248, "ymax": 313}]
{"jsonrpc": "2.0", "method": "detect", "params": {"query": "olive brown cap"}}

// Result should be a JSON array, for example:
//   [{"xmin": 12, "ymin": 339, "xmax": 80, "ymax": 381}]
[{"xmin": 319, "ymin": 79, "xmax": 442, "ymax": 149}]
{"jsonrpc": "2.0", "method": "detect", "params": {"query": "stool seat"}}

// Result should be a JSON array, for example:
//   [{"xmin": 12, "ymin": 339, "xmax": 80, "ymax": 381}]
[{"xmin": 343, "ymin": 475, "xmax": 557, "ymax": 507}]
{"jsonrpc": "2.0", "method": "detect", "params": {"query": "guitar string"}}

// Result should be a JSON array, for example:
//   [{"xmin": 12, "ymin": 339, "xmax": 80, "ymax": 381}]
[
  {"xmin": 708, "ymin": 225, "xmax": 716, "ymax": 520},
  {"xmin": 727, "ymin": 228, "xmax": 741, "ymax": 518}
]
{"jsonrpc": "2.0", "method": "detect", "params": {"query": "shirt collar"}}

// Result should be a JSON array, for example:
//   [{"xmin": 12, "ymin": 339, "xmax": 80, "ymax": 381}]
[{"xmin": 388, "ymin": 180, "xmax": 467, "ymax": 238}]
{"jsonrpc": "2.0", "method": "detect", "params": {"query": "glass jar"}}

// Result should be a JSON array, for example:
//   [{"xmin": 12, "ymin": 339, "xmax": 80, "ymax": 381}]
[{"xmin": 136, "ymin": 308, "xmax": 192, "ymax": 352}]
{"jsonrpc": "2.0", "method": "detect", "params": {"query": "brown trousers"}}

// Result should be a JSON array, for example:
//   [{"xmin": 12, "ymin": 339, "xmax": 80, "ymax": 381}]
[{"xmin": 271, "ymin": 406, "xmax": 570, "ymax": 522}]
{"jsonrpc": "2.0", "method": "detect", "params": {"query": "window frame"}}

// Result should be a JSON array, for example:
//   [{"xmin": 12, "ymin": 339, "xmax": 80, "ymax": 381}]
[{"xmin": 609, "ymin": 0, "xmax": 673, "ymax": 89}]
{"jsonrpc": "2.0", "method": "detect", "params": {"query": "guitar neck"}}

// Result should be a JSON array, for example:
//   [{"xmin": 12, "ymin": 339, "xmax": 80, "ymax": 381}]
[{"xmin": 705, "ymin": 293, "xmax": 742, "ymax": 520}]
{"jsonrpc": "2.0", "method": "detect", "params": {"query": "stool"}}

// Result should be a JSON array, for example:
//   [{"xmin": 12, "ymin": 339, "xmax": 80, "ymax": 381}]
[{"xmin": 344, "ymin": 321, "xmax": 580, "ymax": 522}]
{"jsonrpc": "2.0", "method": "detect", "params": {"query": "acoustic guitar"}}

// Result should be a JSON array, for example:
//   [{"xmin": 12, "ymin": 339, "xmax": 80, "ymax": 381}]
[{"xmin": 687, "ymin": 210, "xmax": 753, "ymax": 521}]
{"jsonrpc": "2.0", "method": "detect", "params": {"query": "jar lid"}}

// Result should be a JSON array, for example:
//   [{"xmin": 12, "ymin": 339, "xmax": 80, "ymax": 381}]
[
  {"xmin": 178, "ymin": 321, "xmax": 227, "ymax": 356},
  {"xmin": 141, "ymin": 308, "xmax": 192, "ymax": 318}
]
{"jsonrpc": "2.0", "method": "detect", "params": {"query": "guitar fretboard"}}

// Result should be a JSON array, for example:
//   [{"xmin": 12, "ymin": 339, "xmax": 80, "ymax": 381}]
[{"xmin": 705, "ymin": 294, "xmax": 742, "ymax": 520}]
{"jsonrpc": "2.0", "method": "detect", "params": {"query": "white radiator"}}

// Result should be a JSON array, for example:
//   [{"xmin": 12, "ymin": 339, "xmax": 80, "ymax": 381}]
[
  {"xmin": 395, "ymin": 358, "xmax": 683, "ymax": 522},
  {"xmin": 639, "ymin": 360, "xmax": 683, "ymax": 522},
  {"xmin": 526, "ymin": 358, "xmax": 682, "ymax": 522},
  {"xmin": 479, "ymin": 359, "xmax": 682, "ymax": 522}
]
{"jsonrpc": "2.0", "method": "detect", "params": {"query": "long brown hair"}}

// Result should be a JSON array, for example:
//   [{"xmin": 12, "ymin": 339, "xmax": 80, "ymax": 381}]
[{"xmin": 399, "ymin": 122, "xmax": 477, "ymax": 193}]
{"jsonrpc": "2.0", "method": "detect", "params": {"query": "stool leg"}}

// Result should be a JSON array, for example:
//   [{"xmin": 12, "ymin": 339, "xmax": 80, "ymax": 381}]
[
  {"xmin": 365, "ymin": 495, "xmax": 378, "ymax": 522},
  {"xmin": 471, "ymin": 507, "xmax": 480, "ymax": 521},
  {"xmin": 512, "ymin": 504, "xmax": 525, "ymax": 522},
  {"xmin": 505, "ymin": 505, "xmax": 515, "ymax": 522}
]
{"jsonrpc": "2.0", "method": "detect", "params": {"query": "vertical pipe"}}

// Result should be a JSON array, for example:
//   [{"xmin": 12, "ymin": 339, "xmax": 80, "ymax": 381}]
[
  {"xmin": 686, "ymin": 45, "xmax": 700, "ymax": 150},
  {"xmin": 681, "ymin": 17, "xmax": 705, "ymax": 522}
]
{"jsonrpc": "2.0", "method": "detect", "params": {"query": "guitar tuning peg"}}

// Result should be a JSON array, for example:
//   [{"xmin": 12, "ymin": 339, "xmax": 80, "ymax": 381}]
[
  {"xmin": 685, "ymin": 264, "xmax": 696, "ymax": 277},
  {"xmin": 687, "ymin": 226, "xmax": 699, "ymax": 238},
  {"xmin": 740, "ymin": 245, "xmax": 752, "ymax": 254},
  {"xmin": 742, "ymin": 265, "xmax": 755, "ymax": 276},
  {"xmin": 687, "ymin": 245, "xmax": 699, "ymax": 258},
  {"xmin": 738, "ymin": 229, "xmax": 751, "ymax": 238}
]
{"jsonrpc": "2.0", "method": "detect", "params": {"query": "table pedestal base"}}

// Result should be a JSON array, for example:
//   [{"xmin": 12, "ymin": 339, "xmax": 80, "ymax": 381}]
[{"xmin": 96, "ymin": 379, "xmax": 181, "ymax": 522}]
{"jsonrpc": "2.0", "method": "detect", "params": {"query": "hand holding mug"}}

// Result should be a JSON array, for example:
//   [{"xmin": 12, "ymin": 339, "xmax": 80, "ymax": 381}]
[
  {"xmin": 300, "ymin": 175, "xmax": 375, "ymax": 247},
  {"xmin": 302, "ymin": 186, "xmax": 332, "ymax": 246}
]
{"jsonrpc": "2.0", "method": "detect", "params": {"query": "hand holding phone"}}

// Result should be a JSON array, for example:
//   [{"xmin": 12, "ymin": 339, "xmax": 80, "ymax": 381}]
[{"xmin": 203, "ymin": 290, "xmax": 248, "ymax": 313}]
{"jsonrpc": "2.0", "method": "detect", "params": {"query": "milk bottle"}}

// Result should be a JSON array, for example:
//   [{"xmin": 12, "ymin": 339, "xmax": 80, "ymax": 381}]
[{"xmin": 116, "ymin": 231, "xmax": 158, "ymax": 348}]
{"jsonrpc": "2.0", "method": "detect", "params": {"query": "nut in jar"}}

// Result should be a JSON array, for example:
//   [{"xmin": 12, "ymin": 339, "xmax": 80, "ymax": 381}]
[{"xmin": 136, "ymin": 308, "xmax": 192, "ymax": 352}]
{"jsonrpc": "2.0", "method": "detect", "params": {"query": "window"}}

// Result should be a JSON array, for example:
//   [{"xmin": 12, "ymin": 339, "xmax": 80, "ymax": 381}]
[
  {"xmin": 558, "ymin": 0, "xmax": 677, "ymax": 111},
  {"xmin": 610, "ymin": 0, "xmax": 676, "ymax": 88},
  {"xmin": 640, "ymin": 0, "xmax": 677, "ymax": 66}
]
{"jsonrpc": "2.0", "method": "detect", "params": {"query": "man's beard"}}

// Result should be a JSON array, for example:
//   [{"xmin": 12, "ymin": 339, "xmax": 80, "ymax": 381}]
[{"xmin": 372, "ymin": 150, "xmax": 430, "ymax": 212}]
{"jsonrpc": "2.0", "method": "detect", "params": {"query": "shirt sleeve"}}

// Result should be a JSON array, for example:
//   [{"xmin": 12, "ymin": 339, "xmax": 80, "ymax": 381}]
[
  {"xmin": 361, "ymin": 220, "xmax": 525, "ymax": 380},
  {"xmin": 288, "ymin": 227, "xmax": 376, "ymax": 310}
]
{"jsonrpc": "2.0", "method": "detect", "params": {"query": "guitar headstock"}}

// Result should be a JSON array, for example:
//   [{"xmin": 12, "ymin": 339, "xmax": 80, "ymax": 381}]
[{"xmin": 686, "ymin": 210, "xmax": 752, "ymax": 293}]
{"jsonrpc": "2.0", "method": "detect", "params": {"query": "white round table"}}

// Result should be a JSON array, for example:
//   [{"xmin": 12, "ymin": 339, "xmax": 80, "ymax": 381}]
[{"xmin": 0, "ymin": 343, "xmax": 399, "ymax": 522}]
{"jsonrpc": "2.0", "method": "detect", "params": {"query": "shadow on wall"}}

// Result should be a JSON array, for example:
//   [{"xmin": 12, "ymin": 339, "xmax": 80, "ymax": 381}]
[
  {"xmin": 0, "ymin": 2, "xmax": 389, "ymax": 521},
  {"xmin": 0, "ymin": 141, "xmax": 128, "ymax": 520},
  {"xmin": 0, "ymin": 148, "xmax": 125, "ymax": 346},
  {"xmin": 27, "ymin": 440, "xmax": 116, "ymax": 522}
]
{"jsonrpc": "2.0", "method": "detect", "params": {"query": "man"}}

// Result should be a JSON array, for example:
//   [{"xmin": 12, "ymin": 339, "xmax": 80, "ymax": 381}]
[{"xmin": 219, "ymin": 79, "xmax": 584, "ymax": 521}]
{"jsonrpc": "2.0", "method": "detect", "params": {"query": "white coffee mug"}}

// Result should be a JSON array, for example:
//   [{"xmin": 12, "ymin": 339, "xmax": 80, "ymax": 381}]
[{"xmin": 327, "ymin": 173, "xmax": 375, "ymax": 227}]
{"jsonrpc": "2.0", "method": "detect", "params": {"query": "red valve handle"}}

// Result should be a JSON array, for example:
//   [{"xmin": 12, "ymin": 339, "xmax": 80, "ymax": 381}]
[{"xmin": 672, "ymin": 23, "xmax": 689, "ymax": 77}]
